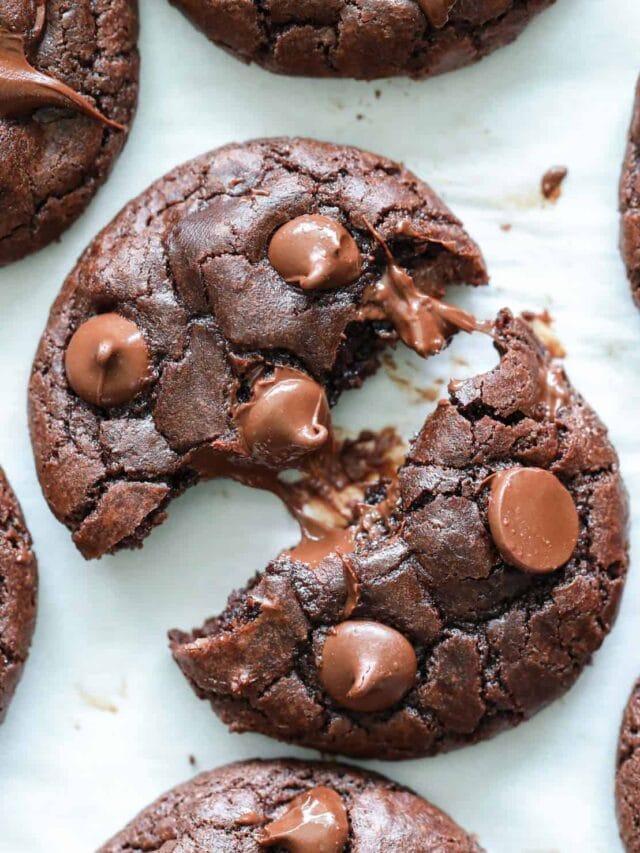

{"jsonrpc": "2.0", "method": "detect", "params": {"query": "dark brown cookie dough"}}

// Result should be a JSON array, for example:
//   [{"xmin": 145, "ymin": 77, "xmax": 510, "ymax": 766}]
[
  {"xmin": 0, "ymin": 467, "xmax": 37, "ymax": 723},
  {"xmin": 170, "ymin": 311, "xmax": 629, "ymax": 760},
  {"xmin": 29, "ymin": 136, "xmax": 487, "ymax": 560},
  {"xmin": 0, "ymin": 0, "xmax": 139, "ymax": 265},
  {"xmin": 168, "ymin": 0, "xmax": 555, "ymax": 80},
  {"xmin": 98, "ymin": 758, "xmax": 483, "ymax": 851},
  {"xmin": 620, "ymin": 74, "xmax": 640, "ymax": 307},
  {"xmin": 616, "ymin": 680, "xmax": 640, "ymax": 852}
]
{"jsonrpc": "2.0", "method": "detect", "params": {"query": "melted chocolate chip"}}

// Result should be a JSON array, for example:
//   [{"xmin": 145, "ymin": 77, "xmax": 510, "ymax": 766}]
[
  {"xmin": 268, "ymin": 214, "xmax": 362, "ymax": 290},
  {"xmin": 487, "ymin": 467, "xmax": 579, "ymax": 573},
  {"xmin": 65, "ymin": 314, "xmax": 150, "ymax": 407},
  {"xmin": 236, "ymin": 366, "xmax": 331, "ymax": 467},
  {"xmin": 319, "ymin": 620, "xmax": 417, "ymax": 712},
  {"xmin": 0, "ymin": 22, "xmax": 123, "ymax": 127},
  {"xmin": 417, "ymin": 0, "xmax": 455, "ymax": 27},
  {"xmin": 259, "ymin": 786, "xmax": 349, "ymax": 852}
]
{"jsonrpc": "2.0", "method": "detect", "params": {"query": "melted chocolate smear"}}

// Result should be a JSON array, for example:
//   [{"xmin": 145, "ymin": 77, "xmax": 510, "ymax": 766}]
[
  {"xmin": 357, "ymin": 219, "xmax": 491, "ymax": 357},
  {"xmin": 0, "ymin": 16, "xmax": 124, "ymax": 128},
  {"xmin": 188, "ymin": 428, "xmax": 405, "ymax": 568}
]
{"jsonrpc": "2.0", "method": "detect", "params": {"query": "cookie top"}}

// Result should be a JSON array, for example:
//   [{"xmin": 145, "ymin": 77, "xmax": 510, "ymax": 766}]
[
  {"xmin": 617, "ymin": 680, "xmax": 640, "ymax": 852},
  {"xmin": 169, "ymin": 0, "xmax": 555, "ymax": 80},
  {"xmin": 98, "ymin": 758, "xmax": 483, "ymax": 852},
  {"xmin": 620, "ymin": 74, "xmax": 640, "ymax": 306},
  {"xmin": 170, "ymin": 311, "xmax": 629, "ymax": 760},
  {"xmin": 0, "ymin": 0, "xmax": 139, "ymax": 265},
  {"xmin": 29, "ymin": 136, "xmax": 487, "ymax": 560},
  {"xmin": 0, "ymin": 467, "xmax": 37, "ymax": 723}
]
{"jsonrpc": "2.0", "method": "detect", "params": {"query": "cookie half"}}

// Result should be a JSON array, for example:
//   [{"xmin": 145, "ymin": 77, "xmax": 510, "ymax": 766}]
[
  {"xmin": 0, "ymin": 0, "xmax": 139, "ymax": 265},
  {"xmin": 99, "ymin": 758, "xmax": 483, "ymax": 851},
  {"xmin": 0, "ymin": 467, "xmax": 37, "ymax": 723},
  {"xmin": 168, "ymin": 0, "xmax": 555, "ymax": 80},
  {"xmin": 170, "ymin": 311, "xmax": 628, "ymax": 760},
  {"xmin": 620, "ymin": 74, "xmax": 640, "ymax": 306},
  {"xmin": 29, "ymin": 136, "xmax": 487, "ymax": 559}
]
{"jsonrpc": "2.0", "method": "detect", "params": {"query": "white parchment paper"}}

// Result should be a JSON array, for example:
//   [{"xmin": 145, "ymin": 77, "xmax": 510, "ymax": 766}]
[{"xmin": 1, "ymin": 1, "xmax": 639, "ymax": 849}]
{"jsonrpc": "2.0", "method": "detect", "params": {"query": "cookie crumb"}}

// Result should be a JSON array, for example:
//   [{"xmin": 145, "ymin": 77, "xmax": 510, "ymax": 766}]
[
  {"xmin": 541, "ymin": 166, "xmax": 568, "ymax": 202},
  {"xmin": 500, "ymin": 223, "xmax": 512, "ymax": 232},
  {"xmin": 189, "ymin": 754, "xmax": 196, "ymax": 766}
]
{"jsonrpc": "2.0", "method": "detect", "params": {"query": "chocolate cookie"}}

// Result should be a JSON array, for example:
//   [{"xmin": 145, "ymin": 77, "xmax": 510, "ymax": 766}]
[
  {"xmin": 99, "ymin": 758, "xmax": 483, "ymax": 851},
  {"xmin": 616, "ymin": 680, "xmax": 640, "ymax": 852},
  {"xmin": 620, "ymin": 75, "xmax": 640, "ymax": 306},
  {"xmin": 28, "ymin": 136, "xmax": 487, "ymax": 559},
  {"xmin": 0, "ymin": 467, "xmax": 37, "ymax": 723},
  {"xmin": 170, "ymin": 310, "xmax": 629, "ymax": 760},
  {"xmin": 0, "ymin": 0, "xmax": 139, "ymax": 265},
  {"xmin": 168, "ymin": 0, "xmax": 555, "ymax": 80}
]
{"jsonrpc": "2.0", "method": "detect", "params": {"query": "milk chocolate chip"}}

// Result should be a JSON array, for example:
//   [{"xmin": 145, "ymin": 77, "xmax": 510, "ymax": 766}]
[
  {"xmin": 319, "ymin": 620, "xmax": 417, "ymax": 712},
  {"xmin": 65, "ymin": 314, "xmax": 150, "ymax": 407},
  {"xmin": 236, "ymin": 366, "xmax": 331, "ymax": 466},
  {"xmin": 259, "ymin": 786, "xmax": 349, "ymax": 852},
  {"xmin": 488, "ymin": 467, "xmax": 579, "ymax": 573},
  {"xmin": 268, "ymin": 215, "xmax": 362, "ymax": 290}
]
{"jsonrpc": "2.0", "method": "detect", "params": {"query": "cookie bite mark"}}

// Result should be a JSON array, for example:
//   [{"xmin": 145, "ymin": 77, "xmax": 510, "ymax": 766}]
[
  {"xmin": 259, "ymin": 786, "xmax": 349, "ymax": 852},
  {"xmin": 268, "ymin": 214, "xmax": 362, "ymax": 290},
  {"xmin": 171, "ymin": 310, "xmax": 629, "ymax": 760},
  {"xmin": 65, "ymin": 314, "xmax": 151, "ymax": 408},
  {"xmin": 487, "ymin": 467, "xmax": 579, "ymax": 573},
  {"xmin": 357, "ymin": 220, "xmax": 489, "ymax": 358},
  {"xmin": 30, "ymin": 137, "xmax": 487, "ymax": 558},
  {"xmin": 319, "ymin": 620, "xmax": 417, "ymax": 712},
  {"xmin": 0, "ymin": 25, "xmax": 124, "ymax": 128},
  {"xmin": 236, "ymin": 367, "xmax": 331, "ymax": 467}
]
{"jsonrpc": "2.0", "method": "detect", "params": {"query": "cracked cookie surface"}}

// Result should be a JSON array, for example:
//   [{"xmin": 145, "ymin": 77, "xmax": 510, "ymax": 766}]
[
  {"xmin": 98, "ymin": 758, "xmax": 483, "ymax": 851},
  {"xmin": 0, "ymin": 467, "xmax": 37, "ymax": 723},
  {"xmin": 168, "ymin": 0, "xmax": 555, "ymax": 80},
  {"xmin": 28, "ymin": 136, "xmax": 487, "ymax": 559},
  {"xmin": 170, "ymin": 311, "xmax": 628, "ymax": 760},
  {"xmin": 620, "ymin": 74, "xmax": 640, "ymax": 307},
  {"xmin": 0, "ymin": 0, "xmax": 139, "ymax": 265},
  {"xmin": 617, "ymin": 680, "xmax": 640, "ymax": 852}
]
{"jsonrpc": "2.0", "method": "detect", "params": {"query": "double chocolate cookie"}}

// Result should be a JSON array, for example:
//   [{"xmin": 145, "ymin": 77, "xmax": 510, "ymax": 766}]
[
  {"xmin": 0, "ymin": 467, "xmax": 37, "ymax": 723},
  {"xmin": 170, "ymin": 311, "xmax": 629, "ymax": 760},
  {"xmin": 168, "ymin": 0, "xmax": 555, "ymax": 80},
  {"xmin": 620, "ymin": 74, "xmax": 640, "ymax": 306},
  {"xmin": 617, "ymin": 680, "xmax": 640, "ymax": 852},
  {"xmin": 0, "ymin": 0, "xmax": 139, "ymax": 265},
  {"xmin": 29, "ymin": 136, "xmax": 487, "ymax": 559},
  {"xmin": 99, "ymin": 758, "xmax": 483, "ymax": 851}
]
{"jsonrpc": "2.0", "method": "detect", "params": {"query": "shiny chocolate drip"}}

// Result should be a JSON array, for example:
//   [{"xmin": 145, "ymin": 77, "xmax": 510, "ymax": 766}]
[
  {"xmin": 0, "ymin": 15, "xmax": 124, "ymax": 128},
  {"xmin": 188, "ymin": 428, "xmax": 405, "ymax": 569},
  {"xmin": 358, "ymin": 220, "xmax": 488, "ymax": 357},
  {"xmin": 539, "ymin": 362, "xmax": 570, "ymax": 420}
]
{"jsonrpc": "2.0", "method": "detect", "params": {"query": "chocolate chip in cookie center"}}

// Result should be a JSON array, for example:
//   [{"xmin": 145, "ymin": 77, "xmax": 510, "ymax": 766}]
[
  {"xmin": 236, "ymin": 366, "xmax": 331, "ymax": 467},
  {"xmin": 65, "ymin": 314, "xmax": 150, "ymax": 407},
  {"xmin": 319, "ymin": 620, "xmax": 417, "ymax": 712},
  {"xmin": 487, "ymin": 467, "xmax": 579, "ymax": 574},
  {"xmin": 268, "ymin": 214, "xmax": 362, "ymax": 290},
  {"xmin": 259, "ymin": 786, "xmax": 349, "ymax": 852}
]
